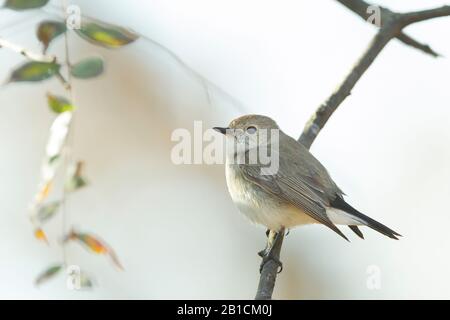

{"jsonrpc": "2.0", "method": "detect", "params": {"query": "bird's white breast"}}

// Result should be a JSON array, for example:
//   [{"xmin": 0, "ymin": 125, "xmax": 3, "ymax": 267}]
[{"xmin": 225, "ymin": 164, "xmax": 317, "ymax": 231}]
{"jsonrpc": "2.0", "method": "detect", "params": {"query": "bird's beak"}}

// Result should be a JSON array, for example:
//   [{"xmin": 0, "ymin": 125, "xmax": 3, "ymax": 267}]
[{"xmin": 213, "ymin": 127, "xmax": 229, "ymax": 135}]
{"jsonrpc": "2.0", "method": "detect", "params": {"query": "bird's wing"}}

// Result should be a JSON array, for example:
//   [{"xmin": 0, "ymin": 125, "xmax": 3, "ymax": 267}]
[{"xmin": 239, "ymin": 163, "xmax": 349, "ymax": 241}]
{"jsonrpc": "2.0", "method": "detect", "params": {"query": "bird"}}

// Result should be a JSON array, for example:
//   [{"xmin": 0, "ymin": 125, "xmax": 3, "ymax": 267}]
[{"xmin": 214, "ymin": 115, "xmax": 401, "ymax": 268}]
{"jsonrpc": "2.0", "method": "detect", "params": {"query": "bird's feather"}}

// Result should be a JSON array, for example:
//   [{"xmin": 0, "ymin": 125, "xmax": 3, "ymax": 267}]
[
  {"xmin": 239, "ymin": 138, "xmax": 350, "ymax": 242},
  {"xmin": 349, "ymin": 225, "xmax": 365, "ymax": 239},
  {"xmin": 330, "ymin": 196, "xmax": 401, "ymax": 240}
]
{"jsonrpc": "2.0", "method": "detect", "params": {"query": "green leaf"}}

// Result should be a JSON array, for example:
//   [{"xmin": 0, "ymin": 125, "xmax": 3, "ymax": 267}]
[
  {"xmin": 35, "ymin": 264, "xmax": 63, "ymax": 286},
  {"xmin": 4, "ymin": 0, "xmax": 49, "ymax": 10},
  {"xmin": 66, "ymin": 176, "xmax": 88, "ymax": 192},
  {"xmin": 48, "ymin": 154, "xmax": 61, "ymax": 165},
  {"xmin": 75, "ymin": 22, "xmax": 139, "ymax": 49},
  {"xmin": 37, "ymin": 20, "xmax": 66, "ymax": 53},
  {"xmin": 8, "ymin": 62, "xmax": 60, "ymax": 83},
  {"xmin": 71, "ymin": 57, "xmax": 105, "ymax": 79},
  {"xmin": 47, "ymin": 93, "xmax": 75, "ymax": 114},
  {"xmin": 37, "ymin": 202, "xmax": 60, "ymax": 223},
  {"xmin": 66, "ymin": 162, "xmax": 88, "ymax": 192},
  {"xmin": 79, "ymin": 273, "xmax": 94, "ymax": 289}
]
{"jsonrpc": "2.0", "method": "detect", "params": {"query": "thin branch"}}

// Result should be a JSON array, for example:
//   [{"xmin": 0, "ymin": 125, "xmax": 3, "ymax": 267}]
[
  {"xmin": 299, "ymin": 23, "xmax": 396, "ymax": 148},
  {"xmin": 401, "ymin": 6, "xmax": 450, "ymax": 25},
  {"xmin": 335, "ymin": 0, "xmax": 378, "ymax": 20},
  {"xmin": 42, "ymin": 4, "xmax": 246, "ymax": 112},
  {"xmin": 335, "ymin": 0, "xmax": 444, "ymax": 57},
  {"xmin": 397, "ymin": 32, "xmax": 441, "ymax": 58},
  {"xmin": 255, "ymin": 229, "xmax": 285, "ymax": 300},
  {"xmin": 257, "ymin": 0, "xmax": 450, "ymax": 300},
  {"xmin": 60, "ymin": 0, "xmax": 76, "ymax": 268},
  {"xmin": 299, "ymin": 0, "xmax": 450, "ymax": 148},
  {"xmin": 0, "ymin": 37, "xmax": 56, "ymax": 62}
]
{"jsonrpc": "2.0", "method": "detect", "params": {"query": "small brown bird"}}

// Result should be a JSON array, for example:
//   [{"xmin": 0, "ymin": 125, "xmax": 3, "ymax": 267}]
[{"xmin": 214, "ymin": 115, "xmax": 401, "ymax": 245}]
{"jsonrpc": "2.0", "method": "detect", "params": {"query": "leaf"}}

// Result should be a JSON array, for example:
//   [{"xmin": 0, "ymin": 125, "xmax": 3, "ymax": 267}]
[
  {"xmin": 46, "ymin": 112, "xmax": 73, "ymax": 157},
  {"xmin": 36, "ymin": 181, "xmax": 52, "ymax": 203},
  {"xmin": 65, "ymin": 161, "xmax": 88, "ymax": 192},
  {"xmin": 4, "ymin": 0, "xmax": 49, "ymax": 10},
  {"xmin": 37, "ymin": 202, "xmax": 60, "ymax": 223},
  {"xmin": 68, "ymin": 231, "xmax": 108, "ymax": 254},
  {"xmin": 34, "ymin": 228, "xmax": 48, "ymax": 244},
  {"xmin": 65, "ymin": 230, "xmax": 124, "ymax": 270},
  {"xmin": 75, "ymin": 22, "xmax": 139, "ymax": 49},
  {"xmin": 35, "ymin": 264, "xmax": 62, "ymax": 286},
  {"xmin": 37, "ymin": 20, "xmax": 66, "ymax": 53},
  {"xmin": 108, "ymin": 250, "xmax": 124, "ymax": 271},
  {"xmin": 47, "ymin": 93, "xmax": 75, "ymax": 114},
  {"xmin": 79, "ymin": 273, "xmax": 94, "ymax": 289},
  {"xmin": 71, "ymin": 57, "xmax": 105, "ymax": 79},
  {"xmin": 48, "ymin": 155, "xmax": 61, "ymax": 165},
  {"xmin": 8, "ymin": 62, "xmax": 60, "ymax": 83}
]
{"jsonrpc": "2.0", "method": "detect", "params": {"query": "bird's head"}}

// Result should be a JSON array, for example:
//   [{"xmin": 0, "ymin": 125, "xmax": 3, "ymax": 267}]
[{"xmin": 214, "ymin": 114, "xmax": 280, "ymax": 150}]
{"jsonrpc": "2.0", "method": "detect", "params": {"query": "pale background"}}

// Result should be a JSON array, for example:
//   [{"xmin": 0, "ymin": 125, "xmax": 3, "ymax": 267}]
[{"xmin": 0, "ymin": 0, "xmax": 449, "ymax": 299}]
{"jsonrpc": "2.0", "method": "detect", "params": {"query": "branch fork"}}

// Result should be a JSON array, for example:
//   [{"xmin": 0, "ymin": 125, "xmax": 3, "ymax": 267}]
[{"xmin": 255, "ymin": 0, "xmax": 450, "ymax": 300}]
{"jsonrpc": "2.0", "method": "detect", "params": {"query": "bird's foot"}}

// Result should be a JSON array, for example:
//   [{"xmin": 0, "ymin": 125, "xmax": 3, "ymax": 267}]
[
  {"xmin": 258, "ymin": 248, "xmax": 268, "ymax": 258},
  {"xmin": 259, "ymin": 253, "xmax": 283, "ymax": 274},
  {"xmin": 258, "ymin": 228, "xmax": 284, "ymax": 274},
  {"xmin": 257, "ymin": 229, "xmax": 272, "ymax": 258}
]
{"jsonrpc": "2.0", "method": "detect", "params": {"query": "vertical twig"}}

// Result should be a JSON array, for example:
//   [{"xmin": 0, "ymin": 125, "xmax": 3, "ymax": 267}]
[
  {"xmin": 60, "ymin": 0, "xmax": 76, "ymax": 267},
  {"xmin": 255, "ymin": 229, "xmax": 285, "ymax": 300}
]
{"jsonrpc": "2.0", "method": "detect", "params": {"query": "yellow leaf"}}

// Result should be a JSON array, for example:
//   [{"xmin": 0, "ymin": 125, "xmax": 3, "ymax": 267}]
[
  {"xmin": 66, "ymin": 230, "xmax": 123, "ymax": 270},
  {"xmin": 36, "ymin": 181, "xmax": 52, "ymax": 203},
  {"xmin": 34, "ymin": 228, "xmax": 48, "ymax": 244}
]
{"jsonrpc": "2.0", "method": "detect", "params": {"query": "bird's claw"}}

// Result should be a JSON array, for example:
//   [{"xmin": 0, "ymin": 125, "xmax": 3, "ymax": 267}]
[
  {"xmin": 259, "ymin": 254, "xmax": 283, "ymax": 274},
  {"xmin": 258, "ymin": 247, "xmax": 269, "ymax": 258}
]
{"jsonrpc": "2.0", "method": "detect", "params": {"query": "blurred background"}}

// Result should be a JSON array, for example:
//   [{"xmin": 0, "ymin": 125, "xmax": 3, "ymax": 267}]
[{"xmin": 0, "ymin": 0, "xmax": 449, "ymax": 299}]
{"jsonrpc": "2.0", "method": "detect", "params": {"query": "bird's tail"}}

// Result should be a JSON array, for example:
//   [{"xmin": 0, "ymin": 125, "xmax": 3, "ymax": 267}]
[{"xmin": 330, "ymin": 196, "xmax": 402, "ymax": 240}]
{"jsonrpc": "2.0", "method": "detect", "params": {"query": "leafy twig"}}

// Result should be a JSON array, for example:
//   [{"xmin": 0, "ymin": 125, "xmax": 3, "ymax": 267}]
[{"xmin": 0, "ymin": 37, "xmax": 56, "ymax": 62}]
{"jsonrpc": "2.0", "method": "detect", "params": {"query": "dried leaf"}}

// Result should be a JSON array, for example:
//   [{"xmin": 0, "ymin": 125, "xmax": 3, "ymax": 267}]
[
  {"xmin": 65, "ymin": 161, "xmax": 88, "ymax": 192},
  {"xmin": 71, "ymin": 57, "xmax": 104, "ymax": 79},
  {"xmin": 75, "ymin": 22, "xmax": 138, "ymax": 49},
  {"xmin": 4, "ymin": 0, "xmax": 49, "ymax": 11},
  {"xmin": 66, "ymin": 230, "xmax": 124, "ymax": 270},
  {"xmin": 69, "ymin": 232, "xmax": 108, "ymax": 254},
  {"xmin": 37, "ymin": 20, "xmax": 66, "ymax": 53},
  {"xmin": 8, "ymin": 61, "xmax": 60, "ymax": 83},
  {"xmin": 47, "ymin": 93, "xmax": 75, "ymax": 114},
  {"xmin": 35, "ymin": 264, "xmax": 62, "ymax": 286},
  {"xmin": 37, "ymin": 202, "xmax": 60, "ymax": 223},
  {"xmin": 108, "ymin": 250, "xmax": 124, "ymax": 271},
  {"xmin": 36, "ymin": 181, "xmax": 52, "ymax": 203},
  {"xmin": 34, "ymin": 228, "xmax": 48, "ymax": 244}
]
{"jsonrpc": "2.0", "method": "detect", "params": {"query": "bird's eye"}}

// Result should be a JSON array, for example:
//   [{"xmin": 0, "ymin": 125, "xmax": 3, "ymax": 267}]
[{"xmin": 246, "ymin": 126, "xmax": 257, "ymax": 134}]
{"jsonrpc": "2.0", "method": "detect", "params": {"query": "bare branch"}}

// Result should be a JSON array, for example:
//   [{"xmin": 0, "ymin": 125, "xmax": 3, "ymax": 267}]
[
  {"xmin": 335, "ymin": 0, "xmax": 443, "ymax": 57},
  {"xmin": 299, "ymin": 1, "xmax": 450, "ymax": 148},
  {"xmin": 299, "ymin": 24, "xmax": 395, "ymax": 148},
  {"xmin": 257, "ymin": 0, "xmax": 450, "ymax": 300},
  {"xmin": 335, "ymin": 0, "xmax": 380, "ymax": 21},
  {"xmin": 397, "ymin": 32, "xmax": 441, "ymax": 58},
  {"xmin": 401, "ymin": 6, "xmax": 450, "ymax": 25},
  {"xmin": 255, "ymin": 229, "xmax": 285, "ymax": 300}
]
